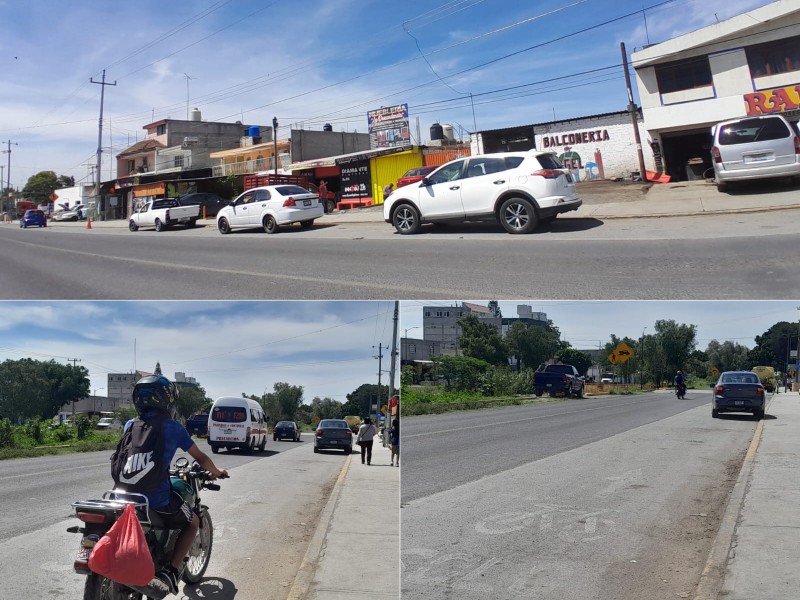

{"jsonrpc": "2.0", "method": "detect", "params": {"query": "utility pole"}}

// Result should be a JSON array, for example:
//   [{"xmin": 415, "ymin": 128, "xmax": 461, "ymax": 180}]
[
  {"xmin": 272, "ymin": 116, "xmax": 279, "ymax": 175},
  {"xmin": 183, "ymin": 73, "xmax": 195, "ymax": 120},
  {"xmin": 620, "ymin": 43, "xmax": 647, "ymax": 182},
  {"xmin": 373, "ymin": 344, "xmax": 388, "ymax": 424},
  {"xmin": 91, "ymin": 70, "xmax": 116, "ymax": 220},
  {"xmin": 1, "ymin": 140, "xmax": 18, "ymax": 207},
  {"xmin": 67, "ymin": 358, "xmax": 82, "ymax": 416},
  {"xmin": 385, "ymin": 301, "xmax": 399, "ymax": 447}
]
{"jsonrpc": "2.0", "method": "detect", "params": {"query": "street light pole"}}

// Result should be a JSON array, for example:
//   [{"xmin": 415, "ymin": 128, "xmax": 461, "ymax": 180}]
[
  {"xmin": 640, "ymin": 327, "xmax": 647, "ymax": 390},
  {"xmin": 402, "ymin": 326, "xmax": 420, "ymax": 362},
  {"xmin": 272, "ymin": 117, "xmax": 279, "ymax": 176}
]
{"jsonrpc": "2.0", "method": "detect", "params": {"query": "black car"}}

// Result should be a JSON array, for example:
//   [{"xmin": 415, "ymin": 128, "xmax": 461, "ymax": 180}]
[
  {"xmin": 313, "ymin": 419, "xmax": 352, "ymax": 454},
  {"xmin": 273, "ymin": 420, "xmax": 301, "ymax": 442},
  {"xmin": 178, "ymin": 193, "xmax": 231, "ymax": 218}
]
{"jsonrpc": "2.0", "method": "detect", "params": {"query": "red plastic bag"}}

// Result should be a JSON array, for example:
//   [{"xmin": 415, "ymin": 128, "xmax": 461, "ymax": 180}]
[{"xmin": 88, "ymin": 503, "xmax": 154, "ymax": 586}]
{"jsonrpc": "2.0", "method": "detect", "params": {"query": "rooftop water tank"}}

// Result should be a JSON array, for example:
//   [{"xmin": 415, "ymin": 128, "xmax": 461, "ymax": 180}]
[
  {"xmin": 248, "ymin": 125, "xmax": 261, "ymax": 137},
  {"xmin": 190, "ymin": 108, "xmax": 202, "ymax": 121},
  {"xmin": 442, "ymin": 124, "xmax": 455, "ymax": 141},
  {"xmin": 430, "ymin": 123, "xmax": 444, "ymax": 141},
  {"xmin": 323, "ymin": 123, "xmax": 333, "ymax": 132}
]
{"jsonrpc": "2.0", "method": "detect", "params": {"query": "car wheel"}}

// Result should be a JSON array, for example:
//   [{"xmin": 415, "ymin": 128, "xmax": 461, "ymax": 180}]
[
  {"xmin": 313, "ymin": 445, "xmax": 319, "ymax": 453},
  {"xmin": 299, "ymin": 220, "xmax": 314, "ymax": 229},
  {"xmin": 754, "ymin": 409, "xmax": 764, "ymax": 420},
  {"xmin": 211, "ymin": 445, "xmax": 219, "ymax": 454},
  {"xmin": 499, "ymin": 197, "xmax": 537, "ymax": 234},
  {"xmin": 258, "ymin": 436, "xmax": 266, "ymax": 451},
  {"xmin": 716, "ymin": 182, "xmax": 728, "ymax": 193},
  {"xmin": 576, "ymin": 385, "xmax": 585, "ymax": 399},
  {"xmin": 186, "ymin": 219, "xmax": 197, "ymax": 229},
  {"xmin": 392, "ymin": 204, "xmax": 421, "ymax": 234},
  {"xmin": 263, "ymin": 215, "xmax": 279, "ymax": 234},
  {"xmin": 273, "ymin": 434, "xmax": 277, "ymax": 441},
  {"xmin": 712, "ymin": 408, "xmax": 719, "ymax": 418},
  {"xmin": 218, "ymin": 217, "xmax": 231, "ymax": 234},
  {"xmin": 154, "ymin": 218, "xmax": 164, "ymax": 232},
  {"xmin": 128, "ymin": 221, "xmax": 139, "ymax": 232}
]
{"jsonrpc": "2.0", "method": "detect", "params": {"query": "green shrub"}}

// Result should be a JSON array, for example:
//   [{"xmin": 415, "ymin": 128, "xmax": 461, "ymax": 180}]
[
  {"xmin": 26, "ymin": 419, "xmax": 44, "ymax": 445},
  {"xmin": 0, "ymin": 419, "xmax": 14, "ymax": 449},
  {"xmin": 74, "ymin": 415, "xmax": 93, "ymax": 440}
]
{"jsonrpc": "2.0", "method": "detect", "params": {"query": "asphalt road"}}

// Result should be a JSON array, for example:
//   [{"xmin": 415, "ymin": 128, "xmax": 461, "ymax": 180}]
[
  {"xmin": 401, "ymin": 390, "xmax": 760, "ymax": 600},
  {"xmin": 2, "ymin": 210, "xmax": 800, "ymax": 299},
  {"xmin": 0, "ymin": 435, "xmax": 344, "ymax": 600}
]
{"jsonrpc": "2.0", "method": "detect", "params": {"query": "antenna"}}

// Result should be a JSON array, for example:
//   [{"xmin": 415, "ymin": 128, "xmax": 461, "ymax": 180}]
[{"xmin": 183, "ymin": 73, "xmax": 195, "ymax": 120}]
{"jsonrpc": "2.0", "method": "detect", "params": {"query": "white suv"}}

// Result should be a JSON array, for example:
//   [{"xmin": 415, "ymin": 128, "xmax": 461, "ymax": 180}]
[{"xmin": 383, "ymin": 151, "xmax": 581, "ymax": 234}]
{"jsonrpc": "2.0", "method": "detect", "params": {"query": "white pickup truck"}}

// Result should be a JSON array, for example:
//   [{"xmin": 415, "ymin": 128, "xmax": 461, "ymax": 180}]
[{"xmin": 128, "ymin": 198, "xmax": 201, "ymax": 232}]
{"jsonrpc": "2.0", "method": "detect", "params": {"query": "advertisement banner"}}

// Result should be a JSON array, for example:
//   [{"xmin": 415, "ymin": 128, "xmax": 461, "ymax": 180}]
[
  {"xmin": 368, "ymin": 103, "xmax": 411, "ymax": 148},
  {"xmin": 340, "ymin": 161, "xmax": 372, "ymax": 200}
]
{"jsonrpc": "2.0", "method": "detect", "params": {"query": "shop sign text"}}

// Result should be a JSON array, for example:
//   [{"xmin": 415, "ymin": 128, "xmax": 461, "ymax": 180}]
[
  {"xmin": 543, "ymin": 130, "xmax": 610, "ymax": 148},
  {"xmin": 744, "ymin": 85, "xmax": 800, "ymax": 115}
]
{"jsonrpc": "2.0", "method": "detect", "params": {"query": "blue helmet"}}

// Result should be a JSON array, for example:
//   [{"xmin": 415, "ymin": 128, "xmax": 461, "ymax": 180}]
[{"xmin": 132, "ymin": 375, "xmax": 178, "ymax": 416}]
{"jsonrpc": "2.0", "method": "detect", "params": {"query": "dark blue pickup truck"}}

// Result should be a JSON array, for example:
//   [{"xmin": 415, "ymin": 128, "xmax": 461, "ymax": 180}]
[
  {"xmin": 185, "ymin": 413, "xmax": 209, "ymax": 437},
  {"xmin": 534, "ymin": 364, "xmax": 585, "ymax": 398}
]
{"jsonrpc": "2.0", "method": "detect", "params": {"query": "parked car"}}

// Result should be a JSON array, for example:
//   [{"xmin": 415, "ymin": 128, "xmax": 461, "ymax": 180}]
[
  {"xmin": 177, "ymin": 193, "xmax": 231, "ymax": 218},
  {"xmin": 20, "ymin": 209, "xmax": 47, "ymax": 228},
  {"xmin": 129, "ymin": 198, "xmax": 201, "ymax": 231},
  {"xmin": 54, "ymin": 205, "xmax": 86, "ymax": 221},
  {"xmin": 396, "ymin": 165, "xmax": 437, "ymax": 189},
  {"xmin": 383, "ymin": 151, "xmax": 581, "ymax": 234},
  {"xmin": 711, "ymin": 114, "xmax": 800, "ymax": 192},
  {"xmin": 711, "ymin": 370, "xmax": 766, "ymax": 419},
  {"xmin": 216, "ymin": 185, "xmax": 324, "ymax": 234},
  {"xmin": 313, "ymin": 419, "xmax": 353, "ymax": 454},
  {"xmin": 273, "ymin": 420, "xmax": 301, "ymax": 442},
  {"xmin": 95, "ymin": 417, "xmax": 123, "ymax": 431}
]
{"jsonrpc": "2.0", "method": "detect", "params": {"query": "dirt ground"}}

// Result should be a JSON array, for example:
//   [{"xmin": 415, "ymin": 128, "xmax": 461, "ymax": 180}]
[{"xmin": 576, "ymin": 179, "xmax": 654, "ymax": 205}]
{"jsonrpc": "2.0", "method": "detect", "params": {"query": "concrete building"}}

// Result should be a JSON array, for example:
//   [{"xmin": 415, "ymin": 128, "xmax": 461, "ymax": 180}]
[
  {"xmin": 116, "ymin": 109, "xmax": 254, "ymax": 178},
  {"xmin": 632, "ymin": 0, "xmax": 800, "ymax": 182},
  {"xmin": 471, "ymin": 111, "xmax": 654, "ymax": 181}
]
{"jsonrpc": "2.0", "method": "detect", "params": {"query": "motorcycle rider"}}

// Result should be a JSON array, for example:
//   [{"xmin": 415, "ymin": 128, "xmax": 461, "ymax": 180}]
[
  {"xmin": 127, "ymin": 375, "xmax": 228, "ymax": 595},
  {"xmin": 674, "ymin": 370, "xmax": 687, "ymax": 394}
]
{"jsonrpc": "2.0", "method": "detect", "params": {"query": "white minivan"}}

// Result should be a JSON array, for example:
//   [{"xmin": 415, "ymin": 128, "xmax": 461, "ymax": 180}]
[{"xmin": 207, "ymin": 397, "xmax": 268, "ymax": 454}]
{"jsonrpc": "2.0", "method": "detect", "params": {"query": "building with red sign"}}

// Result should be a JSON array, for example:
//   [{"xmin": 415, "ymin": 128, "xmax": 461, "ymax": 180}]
[{"xmin": 632, "ymin": 0, "xmax": 800, "ymax": 182}]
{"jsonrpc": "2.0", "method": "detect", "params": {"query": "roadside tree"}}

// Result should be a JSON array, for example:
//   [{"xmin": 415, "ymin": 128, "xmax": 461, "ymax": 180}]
[
  {"xmin": 505, "ymin": 321, "xmax": 564, "ymax": 371},
  {"xmin": 22, "ymin": 171, "xmax": 74, "ymax": 204},
  {"xmin": 458, "ymin": 314, "xmax": 507, "ymax": 365}
]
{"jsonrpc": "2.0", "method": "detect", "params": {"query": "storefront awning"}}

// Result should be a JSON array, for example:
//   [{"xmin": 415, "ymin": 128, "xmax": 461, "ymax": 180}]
[
  {"xmin": 132, "ymin": 182, "xmax": 166, "ymax": 198},
  {"xmin": 286, "ymin": 145, "xmax": 415, "ymax": 171}
]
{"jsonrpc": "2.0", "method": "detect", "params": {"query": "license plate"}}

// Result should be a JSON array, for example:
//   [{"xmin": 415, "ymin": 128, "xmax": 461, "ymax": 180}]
[
  {"xmin": 744, "ymin": 153, "xmax": 771, "ymax": 163},
  {"xmin": 303, "ymin": 200, "xmax": 311, "ymax": 206},
  {"xmin": 735, "ymin": 401, "xmax": 744, "ymax": 406},
  {"xmin": 330, "ymin": 440, "xmax": 340, "ymax": 444},
  {"xmin": 546, "ymin": 384, "xmax": 552, "ymax": 388}
]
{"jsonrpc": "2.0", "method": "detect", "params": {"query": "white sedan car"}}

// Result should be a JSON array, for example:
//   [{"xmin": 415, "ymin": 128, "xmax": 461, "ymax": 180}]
[
  {"xmin": 383, "ymin": 150, "xmax": 581, "ymax": 234},
  {"xmin": 216, "ymin": 185, "xmax": 324, "ymax": 234}
]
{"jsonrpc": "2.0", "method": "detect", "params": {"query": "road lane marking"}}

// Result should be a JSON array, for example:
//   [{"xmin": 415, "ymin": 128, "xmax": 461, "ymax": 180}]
[{"xmin": 0, "ymin": 462, "xmax": 109, "ymax": 481}]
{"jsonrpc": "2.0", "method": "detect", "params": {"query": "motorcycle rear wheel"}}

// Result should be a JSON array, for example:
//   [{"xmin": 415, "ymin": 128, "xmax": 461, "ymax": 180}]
[
  {"xmin": 183, "ymin": 510, "xmax": 213, "ymax": 584},
  {"xmin": 84, "ymin": 574, "xmax": 143, "ymax": 600}
]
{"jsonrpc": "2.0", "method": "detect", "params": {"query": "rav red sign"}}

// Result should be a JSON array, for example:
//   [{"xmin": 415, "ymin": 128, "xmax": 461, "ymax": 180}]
[{"xmin": 743, "ymin": 84, "xmax": 800, "ymax": 115}]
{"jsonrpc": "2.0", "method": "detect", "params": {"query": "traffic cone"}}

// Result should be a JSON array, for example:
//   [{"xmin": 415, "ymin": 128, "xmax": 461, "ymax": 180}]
[{"xmin": 86, "ymin": 217, "xmax": 92, "ymax": 230}]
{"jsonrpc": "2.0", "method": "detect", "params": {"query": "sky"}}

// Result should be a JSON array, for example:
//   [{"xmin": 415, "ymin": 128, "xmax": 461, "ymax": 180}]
[
  {"xmin": 399, "ymin": 300, "xmax": 800, "ymax": 351},
  {"xmin": 0, "ymin": 0, "xmax": 772, "ymax": 191},
  {"xmin": 0, "ymin": 301, "xmax": 397, "ymax": 402}
]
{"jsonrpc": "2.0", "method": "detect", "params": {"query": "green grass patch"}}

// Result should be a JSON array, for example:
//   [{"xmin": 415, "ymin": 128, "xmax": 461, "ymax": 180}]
[{"xmin": 402, "ymin": 386, "xmax": 570, "ymax": 415}]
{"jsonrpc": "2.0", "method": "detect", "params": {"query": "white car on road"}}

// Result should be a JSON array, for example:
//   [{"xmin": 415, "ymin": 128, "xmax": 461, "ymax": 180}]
[
  {"xmin": 383, "ymin": 150, "xmax": 581, "ymax": 234},
  {"xmin": 216, "ymin": 185, "xmax": 324, "ymax": 234}
]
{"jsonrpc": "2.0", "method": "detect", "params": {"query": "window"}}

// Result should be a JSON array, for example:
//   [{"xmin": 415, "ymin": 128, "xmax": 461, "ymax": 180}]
[
  {"xmin": 428, "ymin": 160, "xmax": 465, "ymax": 184},
  {"xmin": 173, "ymin": 155, "xmax": 184, "ymax": 168},
  {"xmin": 127, "ymin": 160, "xmax": 135, "ymax": 173},
  {"xmin": 156, "ymin": 124, "xmax": 166, "ymax": 135},
  {"xmin": 424, "ymin": 311, "xmax": 431, "ymax": 317},
  {"xmin": 655, "ymin": 57, "xmax": 712, "ymax": 94},
  {"xmin": 747, "ymin": 35, "xmax": 800, "ymax": 77},
  {"xmin": 718, "ymin": 117, "xmax": 791, "ymax": 145},
  {"xmin": 408, "ymin": 344, "xmax": 416, "ymax": 354}
]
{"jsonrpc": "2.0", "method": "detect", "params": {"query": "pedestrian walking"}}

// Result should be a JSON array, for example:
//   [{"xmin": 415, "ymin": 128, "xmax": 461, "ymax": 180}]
[
  {"xmin": 383, "ymin": 182, "xmax": 394, "ymax": 201},
  {"xmin": 389, "ymin": 418, "xmax": 399, "ymax": 467},
  {"xmin": 356, "ymin": 417, "xmax": 377, "ymax": 465},
  {"xmin": 317, "ymin": 180, "xmax": 329, "ymax": 213}
]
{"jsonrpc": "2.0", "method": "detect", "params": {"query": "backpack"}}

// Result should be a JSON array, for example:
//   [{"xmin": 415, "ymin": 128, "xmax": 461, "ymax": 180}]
[{"xmin": 110, "ymin": 416, "xmax": 167, "ymax": 493}]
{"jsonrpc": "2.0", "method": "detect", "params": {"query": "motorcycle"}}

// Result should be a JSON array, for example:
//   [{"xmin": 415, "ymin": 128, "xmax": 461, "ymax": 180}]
[
  {"xmin": 675, "ymin": 382, "xmax": 687, "ymax": 399},
  {"xmin": 69, "ymin": 457, "xmax": 225, "ymax": 599}
]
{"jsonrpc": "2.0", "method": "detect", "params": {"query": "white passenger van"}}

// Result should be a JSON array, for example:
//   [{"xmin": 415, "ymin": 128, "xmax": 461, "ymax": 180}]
[{"xmin": 207, "ymin": 397, "xmax": 268, "ymax": 454}]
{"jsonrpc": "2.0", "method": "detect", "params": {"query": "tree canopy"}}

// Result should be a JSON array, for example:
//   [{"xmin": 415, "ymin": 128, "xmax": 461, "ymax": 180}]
[
  {"xmin": 457, "ymin": 314, "xmax": 507, "ymax": 365},
  {"xmin": 22, "ymin": 171, "xmax": 75, "ymax": 204},
  {"xmin": 0, "ymin": 359, "xmax": 90, "ymax": 422}
]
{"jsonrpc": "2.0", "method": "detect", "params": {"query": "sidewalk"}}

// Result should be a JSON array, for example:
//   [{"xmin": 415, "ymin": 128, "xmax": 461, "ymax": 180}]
[
  {"xmin": 696, "ymin": 391, "xmax": 800, "ymax": 599},
  {"xmin": 288, "ymin": 438, "xmax": 399, "ymax": 600}
]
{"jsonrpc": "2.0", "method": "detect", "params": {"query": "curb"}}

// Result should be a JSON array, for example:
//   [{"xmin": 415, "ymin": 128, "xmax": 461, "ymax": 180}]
[
  {"xmin": 692, "ymin": 396, "xmax": 771, "ymax": 600},
  {"xmin": 286, "ymin": 452, "xmax": 353, "ymax": 600}
]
